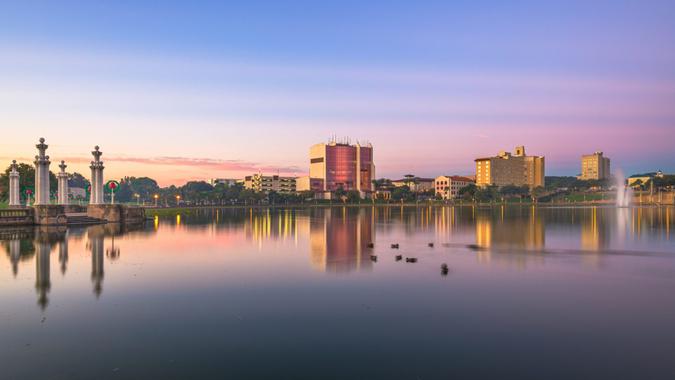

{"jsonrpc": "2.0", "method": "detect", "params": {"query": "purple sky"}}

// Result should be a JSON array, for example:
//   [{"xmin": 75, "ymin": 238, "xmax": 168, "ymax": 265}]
[{"xmin": 1, "ymin": 1, "xmax": 674, "ymax": 185}]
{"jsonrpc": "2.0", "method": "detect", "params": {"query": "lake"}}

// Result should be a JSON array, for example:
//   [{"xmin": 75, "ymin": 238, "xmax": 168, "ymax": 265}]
[{"xmin": 1, "ymin": 205, "xmax": 674, "ymax": 379}]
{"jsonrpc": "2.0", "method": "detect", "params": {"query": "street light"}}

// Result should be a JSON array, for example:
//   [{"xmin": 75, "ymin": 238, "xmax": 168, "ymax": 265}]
[
  {"xmin": 153, "ymin": 194, "xmax": 159, "ymax": 207},
  {"xmin": 134, "ymin": 193, "xmax": 140, "ymax": 205},
  {"xmin": 176, "ymin": 195, "xmax": 181, "ymax": 206}
]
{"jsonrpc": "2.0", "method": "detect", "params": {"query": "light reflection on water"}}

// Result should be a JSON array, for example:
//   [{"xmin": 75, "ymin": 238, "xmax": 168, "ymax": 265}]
[{"xmin": 1, "ymin": 205, "xmax": 674, "ymax": 379}]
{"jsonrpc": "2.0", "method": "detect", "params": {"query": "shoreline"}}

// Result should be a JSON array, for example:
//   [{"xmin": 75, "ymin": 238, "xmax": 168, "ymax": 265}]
[{"xmin": 143, "ymin": 202, "xmax": 673, "ymax": 215}]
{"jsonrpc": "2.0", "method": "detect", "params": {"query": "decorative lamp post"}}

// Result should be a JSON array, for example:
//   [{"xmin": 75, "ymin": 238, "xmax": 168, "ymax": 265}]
[
  {"xmin": 154, "ymin": 194, "xmax": 159, "ymax": 207},
  {"xmin": 105, "ymin": 180, "xmax": 120, "ymax": 205}
]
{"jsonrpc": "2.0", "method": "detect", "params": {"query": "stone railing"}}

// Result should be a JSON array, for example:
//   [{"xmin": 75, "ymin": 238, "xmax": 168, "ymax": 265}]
[{"xmin": 0, "ymin": 208, "xmax": 34, "ymax": 226}]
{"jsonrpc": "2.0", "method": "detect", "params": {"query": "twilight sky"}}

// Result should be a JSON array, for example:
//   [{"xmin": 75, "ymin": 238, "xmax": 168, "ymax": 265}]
[{"xmin": 1, "ymin": 0, "xmax": 674, "ymax": 186}]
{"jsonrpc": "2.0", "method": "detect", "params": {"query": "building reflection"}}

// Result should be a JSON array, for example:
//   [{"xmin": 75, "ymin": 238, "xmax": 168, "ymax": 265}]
[
  {"xmin": 245, "ymin": 209, "xmax": 297, "ymax": 245},
  {"xmin": 309, "ymin": 207, "xmax": 374, "ymax": 273},
  {"xmin": 474, "ymin": 206, "xmax": 545, "ymax": 268},
  {"xmin": 475, "ymin": 206, "xmax": 545, "ymax": 249},
  {"xmin": 580, "ymin": 207, "xmax": 610, "ymax": 251}
]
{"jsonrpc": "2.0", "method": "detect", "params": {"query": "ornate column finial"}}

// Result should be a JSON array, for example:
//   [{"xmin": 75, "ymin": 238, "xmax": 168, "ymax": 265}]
[
  {"xmin": 92, "ymin": 145, "xmax": 103, "ymax": 163},
  {"xmin": 59, "ymin": 160, "xmax": 67, "ymax": 172}
]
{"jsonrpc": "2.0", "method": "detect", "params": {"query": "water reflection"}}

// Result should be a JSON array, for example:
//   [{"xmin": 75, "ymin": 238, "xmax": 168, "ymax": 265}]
[
  {"xmin": 0, "ymin": 206, "xmax": 673, "ymax": 379},
  {"xmin": 89, "ymin": 228, "xmax": 105, "ymax": 298},
  {"xmin": 1, "ymin": 206, "xmax": 674, "ymax": 310},
  {"xmin": 309, "ymin": 207, "xmax": 374, "ymax": 273}
]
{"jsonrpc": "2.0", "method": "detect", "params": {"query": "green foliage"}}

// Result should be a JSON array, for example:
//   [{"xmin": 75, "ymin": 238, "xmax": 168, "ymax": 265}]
[
  {"xmin": 68, "ymin": 172, "xmax": 90, "ymax": 188},
  {"xmin": 652, "ymin": 175, "xmax": 675, "ymax": 189},
  {"xmin": 391, "ymin": 185, "xmax": 415, "ymax": 202},
  {"xmin": 0, "ymin": 162, "xmax": 57, "ymax": 202},
  {"xmin": 545, "ymin": 176, "xmax": 610, "ymax": 190}
]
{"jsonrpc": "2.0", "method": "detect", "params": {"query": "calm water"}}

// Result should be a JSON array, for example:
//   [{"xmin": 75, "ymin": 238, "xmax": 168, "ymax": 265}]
[{"xmin": 1, "ymin": 206, "xmax": 674, "ymax": 380}]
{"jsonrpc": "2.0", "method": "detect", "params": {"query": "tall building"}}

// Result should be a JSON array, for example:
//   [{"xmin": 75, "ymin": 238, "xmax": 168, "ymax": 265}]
[
  {"xmin": 309, "ymin": 140, "xmax": 375, "ymax": 195},
  {"xmin": 580, "ymin": 152, "xmax": 611, "ymax": 180},
  {"xmin": 244, "ymin": 174, "xmax": 297, "ymax": 193},
  {"xmin": 434, "ymin": 175, "xmax": 474, "ymax": 199},
  {"xmin": 296, "ymin": 176, "xmax": 324, "ymax": 192},
  {"xmin": 475, "ymin": 146, "xmax": 545, "ymax": 188}
]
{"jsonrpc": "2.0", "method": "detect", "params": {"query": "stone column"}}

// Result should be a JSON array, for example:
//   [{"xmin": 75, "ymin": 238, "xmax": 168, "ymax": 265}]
[
  {"xmin": 8, "ymin": 160, "xmax": 21, "ymax": 207},
  {"xmin": 89, "ymin": 146, "xmax": 104, "ymax": 205},
  {"xmin": 35, "ymin": 239, "xmax": 51, "ymax": 310},
  {"xmin": 33, "ymin": 138, "xmax": 51, "ymax": 205},
  {"xmin": 57, "ymin": 160, "xmax": 69, "ymax": 205},
  {"xmin": 58, "ymin": 236, "xmax": 69, "ymax": 275},
  {"xmin": 9, "ymin": 239, "xmax": 21, "ymax": 276},
  {"xmin": 90, "ymin": 232, "xmax": 105, "ymax": 297}
]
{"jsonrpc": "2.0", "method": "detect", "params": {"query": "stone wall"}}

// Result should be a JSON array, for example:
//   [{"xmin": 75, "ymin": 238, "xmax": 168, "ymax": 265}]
[
  {"xmin": 87, "ymin": 204, "xmax": 146, "ymax": 223},
  {"xmin": 87, "ymin": 204, "xmax": 123, "ymax": 222},
  {"xmin": 33, "ymin": 205, "xmax": 68, "ymax": 225},
  {"xmin": 123, "ymin": 206, "xmax": 146, "ymax": 223}
]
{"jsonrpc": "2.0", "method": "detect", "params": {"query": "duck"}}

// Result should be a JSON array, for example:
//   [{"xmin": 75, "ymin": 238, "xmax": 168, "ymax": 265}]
[
  {"xmin": 391, "ymin": 244, "xmax": 400, "ymax": 249},
  {"xmin": 406, "ymin": 258, "xmax": 418, "ymax": 263},
  {"xmin": 428, "ymin": 243, "xmax": 434, "ymax": 248},
  {"xmin": 441, "ymin": 263, "xmax": 449, "ymax": 275},
  {"xmin": 367, "ymin": 243, "xmax": 375, "ymax": 248},
  {"xmin": 370, "ymin": 255, "xmax": 378, "ymax": 262},
  {"xmin": 395, "ymin": 255, "xmax": 403, "ymax": 261}
]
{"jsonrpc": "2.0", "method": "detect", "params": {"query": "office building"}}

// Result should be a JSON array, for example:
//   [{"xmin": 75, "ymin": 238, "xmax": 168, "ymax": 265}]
[
  {"xmin": 580, "ymin": 152, "xmax": 611, "ymax": 181},
  {"xmin": 309, "ymin": 140, "xmax": 375, "ymax": 195},
  {"xmin": 296, "ymin": 176, "xmax": 325, "ymax": 192},
  {"xmin": 475, "ymin": 146, "xmax": 545, "ymax": 188},
  {"xmin": 244, "ymin": 174, "xmax": 297, "ymax": 194}
]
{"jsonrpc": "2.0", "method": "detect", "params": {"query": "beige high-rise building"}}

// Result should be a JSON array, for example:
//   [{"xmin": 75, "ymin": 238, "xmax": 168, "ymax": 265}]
[
  {"xmin": 475, "ymin": 146, "xmax": 545, "ymax": 188},
  {"xmin": 580, "ymin": 152, "xmax": 611, "ymax": 180}
]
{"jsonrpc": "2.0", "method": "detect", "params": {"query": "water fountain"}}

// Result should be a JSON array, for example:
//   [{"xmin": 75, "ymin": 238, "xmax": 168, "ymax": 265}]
[{"xmin": 614, "ymin": 169, "xmax": 633, "ymax": 208}]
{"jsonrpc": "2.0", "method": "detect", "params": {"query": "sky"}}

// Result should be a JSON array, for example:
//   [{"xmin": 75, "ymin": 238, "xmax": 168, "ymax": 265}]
[{"xmin": 1, "ymin": 0, "xmax": 674, "ymax": 186}]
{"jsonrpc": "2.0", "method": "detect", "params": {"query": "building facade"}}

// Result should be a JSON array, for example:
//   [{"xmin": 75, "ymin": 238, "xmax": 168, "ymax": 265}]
[
  {"xmin": 391, "ymin": 177, "xmax": 435, "ymax": 193},
  {"xmin": 296, "ymin": 176, "xmax": 325, "ymax": 193},
  {"xmin": 434, "ymin": 176, "xmax": 474, "ymax": 199},
  {"xmin": 580, "ymin": 152, "xmax": 611, "ymax": 181},
  {"xmin": 475, "ymin": 146, "xmax": 545, "ymax": 188},
  {"xmin": 209, "ymin": 178, "xmax": 238, "ymax": 187},
  {"xmin": 309, "ymin": 141, "xmax": 375, "ymax": 195},
  {"xmin": 244, "ymin": 174, "xmax": 297, "ymax": 193}
]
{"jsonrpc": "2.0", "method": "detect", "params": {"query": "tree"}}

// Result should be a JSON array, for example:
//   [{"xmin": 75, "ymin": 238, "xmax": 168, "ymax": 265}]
[
  {"xmin": 459, "ymin": 184, "xmax": 478, "ymax": 201},
  {"xmin": 391, "ymin": 186, "xmax": 415, "ymax": 202},
  {"xmin": 531, "ymin": 186, "xmax": 547, "ymax": 201},
  {"xmin": 68, "ymin": 172, "xmax": 90, "ymax": 188},
  {"xmin": 346, "ymin": 190, "xmax": 361, "ymax": 203},
  {"xmin": 0, "ymin": 162, "xmax": 57, "ymax": 202}
]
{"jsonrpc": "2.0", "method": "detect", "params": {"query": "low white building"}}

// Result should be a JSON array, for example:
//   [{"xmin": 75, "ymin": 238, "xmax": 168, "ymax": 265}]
[{"xmin": 435, "ymin": 176, "xmax": 474, "ymax": 199}]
